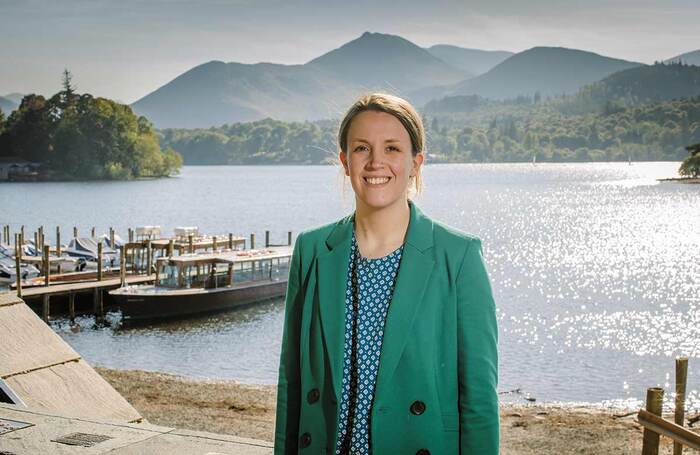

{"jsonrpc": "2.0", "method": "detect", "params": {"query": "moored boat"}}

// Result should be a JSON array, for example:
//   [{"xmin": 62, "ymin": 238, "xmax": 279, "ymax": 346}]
[{"xmin": 109, "ymin": 245, "xmax": 292, "ymax": 322}]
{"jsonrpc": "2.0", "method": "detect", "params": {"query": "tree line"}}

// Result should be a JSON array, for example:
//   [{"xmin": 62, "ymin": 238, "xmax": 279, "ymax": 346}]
[{"xmin": 160, "ymin": 95, "xmax": 700, "ymax": 165}]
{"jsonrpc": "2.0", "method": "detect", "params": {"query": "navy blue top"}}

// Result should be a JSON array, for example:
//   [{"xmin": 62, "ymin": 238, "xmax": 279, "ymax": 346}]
[{"xmin": 334, "ymin": 227, "xmax": 405, "ymax": 454}]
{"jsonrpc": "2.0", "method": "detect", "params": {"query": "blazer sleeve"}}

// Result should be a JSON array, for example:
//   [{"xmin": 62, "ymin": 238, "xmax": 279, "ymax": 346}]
[
  {"xmin": 274, "ymin": 233, "xmax": 304, "ymax": 454},
  {"xmin": 456, "ymin": 237, "xmax": 499, "ymax": 454}
]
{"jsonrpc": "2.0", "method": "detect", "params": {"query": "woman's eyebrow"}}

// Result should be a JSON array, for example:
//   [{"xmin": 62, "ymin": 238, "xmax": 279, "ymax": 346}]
[{"xmin": 351, "ymin": 138, "xmax": 402, "ymax": 143}]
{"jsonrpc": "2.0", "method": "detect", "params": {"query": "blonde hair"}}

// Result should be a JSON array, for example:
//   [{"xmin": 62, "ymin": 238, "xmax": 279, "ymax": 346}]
[{"xmin": 336, "ymin": 92, "xmax": 425, "ymax": 200}]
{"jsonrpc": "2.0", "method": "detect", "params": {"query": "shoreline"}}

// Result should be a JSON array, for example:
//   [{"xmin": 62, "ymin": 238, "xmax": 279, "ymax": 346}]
[{"xmin": 95, "ymin": 367, "xmax": 696, "ymax": 454}]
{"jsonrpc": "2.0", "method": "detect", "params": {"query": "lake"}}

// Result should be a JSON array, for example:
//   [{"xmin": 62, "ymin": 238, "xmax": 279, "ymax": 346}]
[{"xmin": 1, "ymin": 162, "xmax": 698, "ymax": 409}]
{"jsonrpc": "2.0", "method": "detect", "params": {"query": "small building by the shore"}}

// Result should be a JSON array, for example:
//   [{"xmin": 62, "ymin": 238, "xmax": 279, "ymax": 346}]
[{"xmin": 0, "ymin": 156, "xmax": 41, "ymax": 181}]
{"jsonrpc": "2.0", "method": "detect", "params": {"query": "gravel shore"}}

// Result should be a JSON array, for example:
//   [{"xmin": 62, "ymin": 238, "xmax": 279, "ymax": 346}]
[{"xmin": 96, "ymin": 367, "xmax": 696, "ymax": 454}]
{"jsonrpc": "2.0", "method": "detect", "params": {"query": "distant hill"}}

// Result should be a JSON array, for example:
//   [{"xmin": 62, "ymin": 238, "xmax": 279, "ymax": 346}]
[
  {"xmin": 665, "ymin": 50, "xmax": 700, "ymax": 66},
  {"xmin": 449, "ymin": 46, "xmax": 642, "ymax": 99},
  {"xmin": 426, "ymin": 45, "xmax": 512, "ymax": 76},
  {"xmin": 0, "ymin": 96, "xmax": 18, "ymax": 115},
  {"xmin": 306, "ymin": 32, "xmax": 466, "ymax": 93},
  {"xmin": 555, "ymin": 62, "xmax": 700, "ymax": 114},
  {"xmin": 3, "ymin": 93, "xmax": 25, "ymax": 105},
  {"xmin": 133, "ymin": 32, "xmax": 471, "ymax": 128},
  {"xmin": 132, "ymin": 60, "xmax": 364, "ymax": 128}
]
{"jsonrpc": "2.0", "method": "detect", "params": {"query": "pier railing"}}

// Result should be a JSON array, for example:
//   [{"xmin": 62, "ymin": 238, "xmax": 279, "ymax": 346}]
[{"xmin": 638, "ymin": 357, "xmax": 700, "ymax": 454}]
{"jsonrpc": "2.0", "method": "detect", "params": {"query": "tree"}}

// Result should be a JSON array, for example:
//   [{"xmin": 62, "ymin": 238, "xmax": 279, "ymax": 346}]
[{"xmin": 679, "ymin": 143, "xmax": 700, "ymax": 178}]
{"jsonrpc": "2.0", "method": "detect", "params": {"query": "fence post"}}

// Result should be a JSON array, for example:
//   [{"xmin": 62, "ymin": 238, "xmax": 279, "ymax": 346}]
[
  {"xmin": 674, "ymin": 357, "xmax": 688, "ymax": 455},
  {"xmin": 642, "ymin": 387, "xmax": 664, "ymax": 455}
]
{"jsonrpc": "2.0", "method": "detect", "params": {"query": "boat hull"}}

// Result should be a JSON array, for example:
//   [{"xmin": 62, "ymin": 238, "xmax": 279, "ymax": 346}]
[{"xmin": 110, "ymin": 279, "xmax": 287, "ymax": 322}]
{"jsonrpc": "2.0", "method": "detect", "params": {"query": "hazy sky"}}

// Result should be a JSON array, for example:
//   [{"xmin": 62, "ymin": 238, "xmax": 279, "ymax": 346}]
[{"xmin": 1, "ymin": 0, "xmax": 698, "ymax": 104}]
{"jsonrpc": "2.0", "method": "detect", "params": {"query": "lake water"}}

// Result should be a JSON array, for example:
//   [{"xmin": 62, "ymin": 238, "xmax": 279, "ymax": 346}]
[{"xmin": 2, "ymin": 163, "xmax": 699, "ymax": 409}]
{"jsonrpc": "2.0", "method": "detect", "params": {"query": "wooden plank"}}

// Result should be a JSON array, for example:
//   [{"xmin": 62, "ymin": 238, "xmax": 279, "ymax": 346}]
[
  {"xmin": 6, "ymin": 359, "xmax": 142, "ymax": 423},
  {"xmin": 638, "ymin": 409, "xmax": 700, "ymax": 451},
  {"xmin": 0, "ymin": 302, "xmax": 79, "ymax": 378},
  {"xmin": 21, "ymin": 274, "xmax": 156, "ymax": 297}
]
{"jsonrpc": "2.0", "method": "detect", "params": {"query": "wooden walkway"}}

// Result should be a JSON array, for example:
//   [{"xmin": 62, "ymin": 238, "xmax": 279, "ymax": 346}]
[{"xmin": 20, "ymin": 274, "xmax": 156, "ymax": 298}]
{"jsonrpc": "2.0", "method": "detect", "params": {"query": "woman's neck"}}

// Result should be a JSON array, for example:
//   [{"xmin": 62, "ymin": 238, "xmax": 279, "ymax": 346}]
[{"xmin": 353, "ymin": 198, "xmax": 410, "ymax": 258}]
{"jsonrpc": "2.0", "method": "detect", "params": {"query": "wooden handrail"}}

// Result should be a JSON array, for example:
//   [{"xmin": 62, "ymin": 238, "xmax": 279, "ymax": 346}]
[{"xmin": 637, "ymin": 409, "xmax": 700, "ymax": 451}]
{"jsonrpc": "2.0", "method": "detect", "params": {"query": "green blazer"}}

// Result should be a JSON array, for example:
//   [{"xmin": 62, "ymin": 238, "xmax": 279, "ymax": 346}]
[{"xmin": 275, "ymin": 199, "xmax": 499, "ymax": 454}]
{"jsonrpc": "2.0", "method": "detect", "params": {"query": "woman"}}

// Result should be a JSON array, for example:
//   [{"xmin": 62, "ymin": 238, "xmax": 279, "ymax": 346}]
[{"xmin": 275, "ymin": 93, "xmax": 499, "ymax": 454}]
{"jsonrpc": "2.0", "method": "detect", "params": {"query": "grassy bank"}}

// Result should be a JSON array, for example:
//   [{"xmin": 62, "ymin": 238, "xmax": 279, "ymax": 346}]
[{"xmin": 96, "ymin": 367, "xmax": 693, "ymax": 454}]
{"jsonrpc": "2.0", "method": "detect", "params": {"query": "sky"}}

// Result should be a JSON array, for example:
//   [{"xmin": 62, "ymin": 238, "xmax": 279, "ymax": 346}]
[{"xmin": 1, "ymin": 0, "xmax": 698, "ymax": 104}]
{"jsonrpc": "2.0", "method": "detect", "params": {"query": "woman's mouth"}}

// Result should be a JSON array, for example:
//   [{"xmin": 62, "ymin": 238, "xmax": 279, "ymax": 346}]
[{"xmin": 363, "ymin": 176, "xmax": 391, "ymax": 186}]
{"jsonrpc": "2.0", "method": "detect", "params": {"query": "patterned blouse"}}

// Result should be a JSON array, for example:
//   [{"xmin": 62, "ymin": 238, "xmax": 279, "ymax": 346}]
[{"xmin": 334, "ymin": 227, "xmax": 405, "ymax": 454}]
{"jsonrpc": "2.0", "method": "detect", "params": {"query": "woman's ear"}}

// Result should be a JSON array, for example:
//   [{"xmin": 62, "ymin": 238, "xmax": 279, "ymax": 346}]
[
  {"xmin": 339, "ymin": 150, "xmax": 349, "ymax": 176},
  {"xmin": 412, "ymin": 152, "xmax": 425, "ymax": 176}
]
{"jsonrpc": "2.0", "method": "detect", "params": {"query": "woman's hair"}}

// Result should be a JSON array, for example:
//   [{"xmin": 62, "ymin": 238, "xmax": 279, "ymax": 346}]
[{"xmin": 337, "ymin": 92, "xmax": 425, "ymax": 199}]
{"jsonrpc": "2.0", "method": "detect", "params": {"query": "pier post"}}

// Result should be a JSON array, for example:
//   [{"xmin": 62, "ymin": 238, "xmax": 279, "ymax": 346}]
[
  {"xmin": 73, "ymin": 226, "xmax": 78, "ymax": 238},
  {"xmin": 228, "ymin": 233, "xmax": 233, "ymax": 250},
  {"xmin": 93, "ymin": 288, "xmax": 103, "ymax": 323},
  {"xmin": 43, "ymin": 245, "xmax": 50, "ymax": 286},
  {"xmin": 42, "ymin": 294, "xmax": 50, "ymax": 323},
  {"xmin": 34, "ymin": 231, "xmax": 39, "ymax": 256},
  {"xmin": 119, "ymin": 245, "xmax": 126, "ymax": 287},
  {"xmin": 110, "ymin": 227, "xmax": 115, "ymax": 249},
  {"xmin": 288, "ymin": 231, "xmax": 292, "ymax": 245},
  {"xmin": 14, "ymin": 233, "xmax": 22, "ymax": 299},
  {"xmin": 68, "ymin": 292, "xmax": 76, "ymax": 323},
  {"xmin": 265, "ymin": 230, "xmax": 270, "ymax": 247},
  {"xmin": 56, "ymin": 226, "xmax": 61, "ymax": 274},
  {"xmin": 250, "ymin": 233, "xmax": 255, "ymax": 249},
  {"xmin": 227, "ymin": 263, "xmax": 233, "ymax": 286},
  {"xmin": 128, "ymin": 228, "xmax": 133, "ymax": 242},
  {"xmin": 212, "ymin": 236, "xmax": 217, "ymax": 252},
  {"xmin": 91, "ymin": 226, "xmax": 95, "ymax": 238},
  {"xmin": 168, "ymin": 239, "xmax": 174, "ymax": 257},
  {"xmin": 188, "ymin": 234, "xmax": 194, "ymax": 254},
  {"xmin": 674, "ymin": 357, "xmax": 688, "ymax": 455},
  {"xmin": 97, "ymin": 241, "xmax": 103, "ymax": 281},
  {"xmin": 642, "ymin": 387, "xmax": 664, "ymax": 455},
  {"xmin": 146, "ymin": 239, "xmax": 152, "ymax": 274}
]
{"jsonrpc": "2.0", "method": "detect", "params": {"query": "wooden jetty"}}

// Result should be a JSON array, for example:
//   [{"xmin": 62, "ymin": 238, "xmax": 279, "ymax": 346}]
[{"xmin": 2, "ymin": 223, "xmax": 293, "ymax": 322}]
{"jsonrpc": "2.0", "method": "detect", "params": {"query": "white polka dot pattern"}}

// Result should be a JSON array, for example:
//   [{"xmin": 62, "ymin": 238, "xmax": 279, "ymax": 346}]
[{"xmin": 335, "ymin": 228, "xmax": 404, "ymax": 454}]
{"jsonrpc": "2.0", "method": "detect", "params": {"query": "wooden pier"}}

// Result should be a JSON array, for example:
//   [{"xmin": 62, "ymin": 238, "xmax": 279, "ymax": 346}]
[{"xmin": 2, "ymin": 223, "xmax": 293, "ymax": 322}]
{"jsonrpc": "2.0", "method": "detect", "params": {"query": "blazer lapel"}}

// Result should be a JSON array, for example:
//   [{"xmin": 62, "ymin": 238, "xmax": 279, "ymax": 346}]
[{"xmin": 317, "ymin": 200, "xmax": 435, "ymax": 404}]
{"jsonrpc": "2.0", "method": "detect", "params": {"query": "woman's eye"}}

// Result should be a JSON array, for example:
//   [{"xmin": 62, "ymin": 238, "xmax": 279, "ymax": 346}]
[
  {"xmin": 387, "ymin": 146, "xmax": 399, "ymax": 152},
  {"xmin": 354, "ymin": 145, "xmax": 368, "ymax": 152}
]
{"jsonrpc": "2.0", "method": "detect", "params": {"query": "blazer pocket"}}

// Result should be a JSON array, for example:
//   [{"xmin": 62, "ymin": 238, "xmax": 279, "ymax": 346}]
[{"xmin": 441, "ymin": 412, "xmax": 459, "ymax": 432}]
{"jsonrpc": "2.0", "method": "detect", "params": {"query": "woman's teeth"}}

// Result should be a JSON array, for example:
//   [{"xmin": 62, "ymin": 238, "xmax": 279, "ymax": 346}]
[{"xmin": 365, "ymin": 177, "xmax": 390, "ymax": 185}]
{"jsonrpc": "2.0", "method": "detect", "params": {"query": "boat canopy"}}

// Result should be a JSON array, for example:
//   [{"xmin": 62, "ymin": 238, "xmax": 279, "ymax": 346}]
[{"xmin": 155, "ymin": 246, "xmax": 292, "ymax": 268}]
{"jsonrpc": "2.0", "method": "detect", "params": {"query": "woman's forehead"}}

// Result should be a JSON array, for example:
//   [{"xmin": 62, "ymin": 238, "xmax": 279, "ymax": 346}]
[{"xmin": 347, "ymin": 111, "xmax": 410, "ymax": 141}]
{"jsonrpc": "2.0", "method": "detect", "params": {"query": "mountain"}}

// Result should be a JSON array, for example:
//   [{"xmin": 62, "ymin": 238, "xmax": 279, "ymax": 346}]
[
  {"xmin": 0, "ymin": 96, "xmax": 18, "ymax": 115},
  {"xmin": 133, "ymin": 32, "xmax": 470, "ymax": 128},
  {"xmin": 3, "ymin": 93, "xmax": 25, "ymax": 105},
  {"xmin": 426, "ymin": 45, "xmax": 513, "ymax": 76},
  {"xmin": 665, "ymin": 50, "xmax": 700, "ymax": 66},
  {"xmin": 306, "ymin": 32, "xmax": 467, "ymax": 93},
  {"xmin": 449, "ymin": 46, "xmax": 643, "ymax": 99},
  {"xmin": 132, "ymin": 60, "xmax": 362, "ymax": 128}
]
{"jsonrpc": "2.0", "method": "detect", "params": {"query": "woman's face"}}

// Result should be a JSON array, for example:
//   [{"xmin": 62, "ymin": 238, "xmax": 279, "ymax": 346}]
[{"xmin": 339, "ymin": 110, "xmax": 423, "ymax": 211}]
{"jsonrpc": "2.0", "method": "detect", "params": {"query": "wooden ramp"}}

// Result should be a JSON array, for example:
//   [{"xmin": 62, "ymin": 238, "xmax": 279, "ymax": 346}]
[{"xmin": 0, "ymin": 292, "xmax": 141, "ymax": 423}]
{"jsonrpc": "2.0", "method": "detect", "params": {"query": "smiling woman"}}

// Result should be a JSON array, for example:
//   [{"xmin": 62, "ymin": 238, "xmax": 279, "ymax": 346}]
[{"xmin": 274, "ymin": 93, "xmax": 499, "ymax": 454}]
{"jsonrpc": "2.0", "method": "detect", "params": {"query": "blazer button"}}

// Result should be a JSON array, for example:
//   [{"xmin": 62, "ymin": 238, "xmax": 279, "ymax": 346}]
[
  {"xmin": 416, "ymin": 449, "xmax": 430, "ymax": 455},
  {"xmin": 300, "ymin": 432, "xmax": 312, "ymax": 448},
  {"xmin": 410, "ymin": 400, "xmax": 426, "ymax": 415},
  {"xmin": 307, "ymin": 388, "xmax": 320, "ymax": 404}
]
